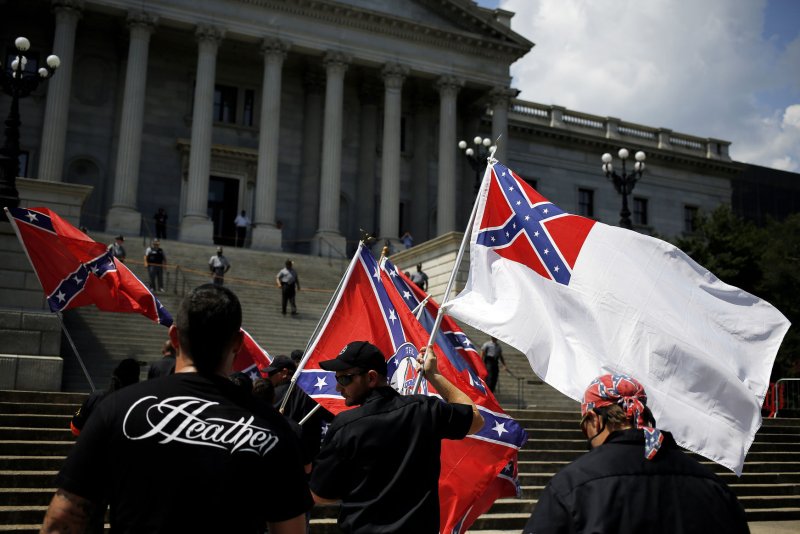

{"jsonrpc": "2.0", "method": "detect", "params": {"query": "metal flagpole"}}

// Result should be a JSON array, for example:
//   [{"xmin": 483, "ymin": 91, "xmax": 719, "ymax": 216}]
[
  {"xmin": 278, "ymin": 241, "xmax": 365, "ymax": 414},
  {"xmin": 412, "ymin": 149, "xmax": 497, "ymax": 394},
  {"xmin": 56, "ymin": 311, "xmax": 96, "ymax": 392}
]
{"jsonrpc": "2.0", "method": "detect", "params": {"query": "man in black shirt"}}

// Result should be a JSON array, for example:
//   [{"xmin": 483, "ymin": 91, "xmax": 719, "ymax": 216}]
[
  {"xmin": 42, "ymin": 285, "xmax": 312, "ymax": 534},
  {"xmin": 309, "ymin": 341, "xmax": 484, "ymax": 533},
  {"xmin": 524, "ymin": 374, "xmax": 749, "ymax": 534}
]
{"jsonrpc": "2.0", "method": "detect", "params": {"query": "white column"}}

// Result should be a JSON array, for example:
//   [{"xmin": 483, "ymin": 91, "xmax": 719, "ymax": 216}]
[
  {"xmin": 311, "ymin": 51, "xmax": 350, "ymax": 258},
  {"xmin": 436, "ymin": 76, "xmax": 463, "ymax": 235},
  {"xmin": 38, "ymin": 0, "xmax": 83, "ymax": 182},
  {"xmin": 356, "ymin": 80, "xmax": 380, "ymax": 239},
  {"xmin": 251, "ymin": 38, "xmax": 289, "ymax": 251},
  {"xmin": 105, "ymin": 12, "xmax": 157, "ymax": 236},
  {"xmin": 490, "ymin": 86, "xmax": 518, "ymax": 163},
  {"xmin": 179, "ymin": 25, "xmax": 224, "ymax": 244},
  {"xmin": 297, "ymin": 71, "xmax": 325, "ymax": 250},
  {"xmin": 378, "ymin": 63, "xmax": 408, "ymax": 249}
]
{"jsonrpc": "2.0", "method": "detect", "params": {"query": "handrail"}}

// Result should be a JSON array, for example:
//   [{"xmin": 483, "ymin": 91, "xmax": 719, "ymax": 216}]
[{"xmin": 774, "ymin": 378, "xmax": 800, "ymax": 418}]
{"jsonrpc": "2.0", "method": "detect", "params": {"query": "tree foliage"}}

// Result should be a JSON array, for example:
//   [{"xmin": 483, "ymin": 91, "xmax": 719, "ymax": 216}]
[{"xmin": 674, "ymin": 206, "xmax": 799, "ymax": 379}]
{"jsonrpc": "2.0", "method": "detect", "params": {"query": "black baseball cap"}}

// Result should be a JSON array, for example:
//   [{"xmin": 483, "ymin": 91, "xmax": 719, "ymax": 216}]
[
  {"xmin": 263, "ymin": 355, "xmax": 297, "ymax": 376},
  {"xmin": 320, "ymin": 341, "xmax": 387, "ymax": 376}
]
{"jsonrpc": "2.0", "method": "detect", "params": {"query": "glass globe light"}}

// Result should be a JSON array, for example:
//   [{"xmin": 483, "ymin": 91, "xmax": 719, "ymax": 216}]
[
  {"xmin": 47, "ymin": 55, "xmax": 61, "ymax": 69},
  {"xmin": 15, "ymin": 37, "xmax": 30, "ymax": 52},
  {"xmin": 38, "ymin": 67, "xmax": 49, "ymax": 78},
  {"xmin": 465, "ymin": 148, "xmax": 474, "ymax": 157},
  {"xmin": 482, "ymin": 137, "xmax": 492, "ymax": 147},
  {"xmin": 458, "ymin": 140, "xmax": 467, "ymax": 150},
  {"xmin": 601, "ymin": 153, "xmax": 612, "ymax": 163},
  {"xmin": 473, "ymin": 136, "xmax": 482, "ymax": 145},
  {"xmin": 635, "ymin": 151, "xmax": 646, "ymax": 162},
  {"xmin": 618, "ymin": 148, "xmax": 629, "ymax": 160}
]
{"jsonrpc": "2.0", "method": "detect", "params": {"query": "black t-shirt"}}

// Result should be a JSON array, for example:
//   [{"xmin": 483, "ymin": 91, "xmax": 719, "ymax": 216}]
[
  {"xmin": 57, "ymin": 373, "xmax": 313, "ymax": 533},
  {"xmin": 310, "ymin": 386, "xmax": 473, "ymax": 534},
  {"xmin": 70, "ymin": 390, "xmax": 109, "ymax": 434}
]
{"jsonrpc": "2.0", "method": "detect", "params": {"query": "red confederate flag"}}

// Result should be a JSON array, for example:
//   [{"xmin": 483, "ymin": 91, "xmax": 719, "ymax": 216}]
[{"xmin": 296, "ymin": 243, "xmax": 527, "ymax": 533}]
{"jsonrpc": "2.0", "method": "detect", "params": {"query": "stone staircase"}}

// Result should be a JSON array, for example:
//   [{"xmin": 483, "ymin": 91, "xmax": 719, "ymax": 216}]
[{"xmin": 1, "ymin": 389, "xmax": 799, "ymax": 532}]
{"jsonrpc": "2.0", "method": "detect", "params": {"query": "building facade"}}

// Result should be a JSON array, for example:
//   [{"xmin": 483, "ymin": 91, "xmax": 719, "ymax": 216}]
[{"xmin": 2, "ymin": 0, "xmax": 740, "ymax": 255}]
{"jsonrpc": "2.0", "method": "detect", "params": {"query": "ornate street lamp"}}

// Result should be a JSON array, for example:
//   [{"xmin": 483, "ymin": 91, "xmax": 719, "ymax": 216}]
[
  {"xmin": 601, "ymin": 148, "xmax": 646, "ymax": 229},
  {"xmin": 0, "ymin": 37, "xmax": 60, "ymax": 213},
  {"xmin": 458, "ymin": 135, "xmax": 496, "ymax": 195}
]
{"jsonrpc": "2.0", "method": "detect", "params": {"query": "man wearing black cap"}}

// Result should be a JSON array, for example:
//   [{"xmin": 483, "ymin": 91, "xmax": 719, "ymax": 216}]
[
  {"xmin": 265, "ymin": 355, "xmax": 333, "ymax": 463},
  {"xmin": 309, "ymin": 341, "xmax": 484, "ymax": 533}
]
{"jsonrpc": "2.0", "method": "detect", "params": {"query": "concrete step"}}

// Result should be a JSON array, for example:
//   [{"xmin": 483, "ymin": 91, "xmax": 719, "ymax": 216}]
[
  {"xmin": 0, "ymin": 441, "xmax": 74, "ymax": 456},
  {"xmin": 0, "ymin": 428, "xmax": 73, "ymax": 442},
  {"xmin": 0, "ymin": 403, "xmax": 81, "ymax": 416},
  {"xmin": 0, "ymin": 415, "xmax": 71, "ymax": 428}
]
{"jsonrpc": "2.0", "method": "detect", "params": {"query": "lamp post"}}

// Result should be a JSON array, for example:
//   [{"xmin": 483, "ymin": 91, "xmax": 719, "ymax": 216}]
[
  {"xmin": 458, "ymin": 135, "xmax": 496, "ymax": 196},
  {"xmin": 0, "ymin": 37, "xmax": 59, "ymax": 213},
  {"xmin": 601, "ymin": 148, "xmax": 646, "ymax": 229}
]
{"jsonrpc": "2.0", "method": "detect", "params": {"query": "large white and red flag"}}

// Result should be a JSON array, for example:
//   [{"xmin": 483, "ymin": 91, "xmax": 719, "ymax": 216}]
[
  {"xmin": 6, "ymin": 206, "xmax": 270, "ymax": 376},
  {"xmin": 297, "ymin": 243, "xmax": 527, "ymax": 533},
  {"xmin": 445, "ymin": 161, "xmax": 791, "ymax": 475}
]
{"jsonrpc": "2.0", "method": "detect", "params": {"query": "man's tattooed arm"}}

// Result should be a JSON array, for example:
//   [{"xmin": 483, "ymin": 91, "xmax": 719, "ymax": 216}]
[{"xmin": 40, "ymin": 488, "xmax": 93, "ymax": 533}]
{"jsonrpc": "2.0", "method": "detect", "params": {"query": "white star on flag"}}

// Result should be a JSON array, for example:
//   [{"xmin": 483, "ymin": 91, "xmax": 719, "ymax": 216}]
[
  {"xmin": 73, "ymin": 275, "xmax": 83, "ymax": 284},
  {"xmin": 525, "ymin": 215, "xmax": 531, "ymax": 221},
  {"xmin": 543, "ymin": 208, "xmax": 549, "ymax": 214},
  {"xmin": 388, "ymin": 309, "xmax": 397, "ymax": 324},
  {"xmin": 508, "ymin": 186, "xmax": 514, "ymax": 192},
  {"xmin": 544, "ymin": 248, "xmax": 549, "ymax": 255},
  {"xmin": 492, "ymin": 421, "xmax": 508, "ymax": 437},
  {"xmin": 490, "ymin": 236, "xmax": 496, "ymax": 242},
  {"xmin": 512, "ymin": 223, "xmax": 516, "ymax": 229},
  {"xmin": 516, "ymin": 200, "xmax": 521, "ymax": 206},
  {"xmin": 403, "ymin": 290, "xmax": 412, "ymax": 300},
  {"xmin": 372, "ymin": 267, "xmax": 380, "ymax": 279},
  {"xmin": 90, "ymin": 266, "xmax": 99, "ymax": 275},
  {"xmin": 554, "ymin": 265, "xmax": 560, "ymax": 272},
  {"xmin": 55, "ymin": 291, "xmax": 66, "ymax": 303},
  {"xmin": 534, "ymin": 230, "xmax": 539, "ymax": 236},
  {"xmin": 315, "ymin": 376, "xmax": 328, "ymax": 390},
  {"xmin": 25, "ymin": 211, "xmax": 38, "ymax": 222},
  {"xmin": 505, "ymin": 231, "xmax": 509, "ymax": 238}
]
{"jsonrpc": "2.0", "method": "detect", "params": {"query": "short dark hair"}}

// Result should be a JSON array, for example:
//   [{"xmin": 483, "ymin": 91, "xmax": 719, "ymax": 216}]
[
  {"xmin": 252, "ymin": 378, "xmax": 275, "ymax": 404},
  {"xmin": 176, "ymin": 284, "xmax": 242, "ymax": 374},
  {"xmin": 285, "ymin": 259, "xmax": 292, "ymax": 268}
]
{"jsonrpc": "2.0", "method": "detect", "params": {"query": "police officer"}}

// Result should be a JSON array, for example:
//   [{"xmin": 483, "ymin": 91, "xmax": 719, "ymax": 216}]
[{"xmin": 309, "ymin": 341, "xmax": 484, "ymax": 533}]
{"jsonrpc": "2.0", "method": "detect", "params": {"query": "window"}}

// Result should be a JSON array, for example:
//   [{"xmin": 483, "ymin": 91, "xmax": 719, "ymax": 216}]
[
  {"xmin": 578, "ymin": 188, "xmax": 594, "ymax": 217},
  {"xmin": 213, "ymin": 85, "xmax": 237, "ymax": 123},
  {"xmin": 633, "ymin": 197, "xmax": 648, "ymax": 226},
  {"xmin": 243, "ymin": 89, "xmax": 255, "ymax": 127},
  {"xmin": 684, "ymin": 205, "xmax": 699, "ymax": 233}
]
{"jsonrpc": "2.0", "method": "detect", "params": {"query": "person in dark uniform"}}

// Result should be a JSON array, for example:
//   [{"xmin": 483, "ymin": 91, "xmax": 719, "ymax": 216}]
[
  {"xmin": 147, "ymin": 340, "xmax": 176, "ymax": 379},
  {"xmin": 524, "ymin": 374, "xmax": 749, "ymax": 534},
  {"xmin": 265, "ymin": 355, "xmax": 333, "ymax": 465},
  {"xmin": 309, "ymin": 341, "xmax": 484, "ymax": 533}
]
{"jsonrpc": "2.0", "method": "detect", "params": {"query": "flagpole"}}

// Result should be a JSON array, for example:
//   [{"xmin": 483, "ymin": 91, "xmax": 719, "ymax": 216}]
[
  {"xmin": 56, "ymin": 311, "xmax": 97, "ymax": 392},
  {"xmin": 278, "ymin": 241, "xmax": 365, "ymax": 414},
  {"xmin": 413, "ymin": 150, "xmax": 496, "ymax": 394},
  {"xmin": 3, "ymin": 207, "xmax": 98, "ymax": 391}
]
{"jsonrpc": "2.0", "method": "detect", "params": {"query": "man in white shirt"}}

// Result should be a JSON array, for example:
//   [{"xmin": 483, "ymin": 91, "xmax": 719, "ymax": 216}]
[{"xmin": 233, "ymin": 210, "xmax": 251, "ymax": 248}]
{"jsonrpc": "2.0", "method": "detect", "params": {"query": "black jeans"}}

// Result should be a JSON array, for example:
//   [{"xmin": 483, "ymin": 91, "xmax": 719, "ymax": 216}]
[{"xmin": 281, "ymin": 283, "xmax": 297, "ymax": 314}]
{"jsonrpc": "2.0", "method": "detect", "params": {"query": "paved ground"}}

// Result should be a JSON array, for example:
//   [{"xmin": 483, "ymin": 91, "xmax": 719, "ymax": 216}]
[{"xmin": 749, "ymin": 521, "xmax": 800, "ymax": 533}]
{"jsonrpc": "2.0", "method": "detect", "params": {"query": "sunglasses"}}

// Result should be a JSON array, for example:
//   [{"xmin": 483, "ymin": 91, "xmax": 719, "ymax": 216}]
[{"xmin": 335, "ymin": 370, "xmax": 367, "ymax": 386}]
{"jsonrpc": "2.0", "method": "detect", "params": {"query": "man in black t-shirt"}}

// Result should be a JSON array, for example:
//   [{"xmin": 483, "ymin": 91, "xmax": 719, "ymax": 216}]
[
  {"xmin": 42, "ymin": 285, "xmax": 312, "ymax": 534},
  {"xmin": 309, "ymin": 341, "xmax": 484, "ymax": 533}
]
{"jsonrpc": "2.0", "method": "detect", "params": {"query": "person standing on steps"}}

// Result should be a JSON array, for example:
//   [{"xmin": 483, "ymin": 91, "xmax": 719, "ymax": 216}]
[
  {"xmin": 276, "ymin": 259, "xmax": 300, "ymax": 316},
  {"xmin": 481, "ymin": 336, "xmax": 507, "ymax": 392},
  {"xmin": 108, "ymin": 235, "xmax": 126, "ymax": 263},
  {"xmin": 234, "ymin": 210, "xmax": 251, "ymax": 248},
  {"xmin": 144, "ymin": 239, "xmax": 166, "ymax": 293},
  {"xmin": 409, "ymin": 263, "xmax": 428, "ymax": 292},
  {"xmin": 153, "ymin": 208, "xmax": 168, "ymax": 240},
  {"xmin": 209, "ymin": 246, "xmax": 231, "ymax": 286}
]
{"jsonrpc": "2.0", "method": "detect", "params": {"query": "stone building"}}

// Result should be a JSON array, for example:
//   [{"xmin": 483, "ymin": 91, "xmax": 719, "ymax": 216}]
[{"xmin": 2, "ymin": 0, "xmax": 740, "ymax": 255}]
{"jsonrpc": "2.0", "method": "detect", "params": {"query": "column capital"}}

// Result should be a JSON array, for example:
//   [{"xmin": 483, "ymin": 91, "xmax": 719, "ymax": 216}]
[
  {"xmin": 436, "ymin": 75, "xmax": 464, "ymax": 97},
  {"xmin": 52, "ymin": 0, "xmax": 84, "ymax": 14},
  {"xmin": 261, "ymin": 37, "xmax": 290, "ymax": 59},
  {"xmin": 489, "ymin": 85, "xmax": 519, "ymax": 108},
  {"xmin": 381, "ymin": 62, "xmax": 409, "ymax": 89},
  {"xmin": 126, "ymin": 10, "xmax": 158, "ymax": 32},
  {"xmin": 323, "ymin": 51, "xmax": 351, "ymax": 74},
  {"xmin": 195, "ymin": 25, "xmax": 225, "ymax": 46}
]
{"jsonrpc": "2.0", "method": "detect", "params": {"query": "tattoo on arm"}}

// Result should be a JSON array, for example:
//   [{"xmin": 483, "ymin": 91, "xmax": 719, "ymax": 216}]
[{"xmin": 41, "ymin": 488, "xmax": 93, "ymax": 534}]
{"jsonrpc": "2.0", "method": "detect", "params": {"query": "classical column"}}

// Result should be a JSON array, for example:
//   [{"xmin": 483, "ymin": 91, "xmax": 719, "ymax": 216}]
[
  {"xmin": 297, "ymin": 70, "xmax": 324, "ymax": 251},
  {"xmin": 179, "ymin": 25, "xmax": 224, "ymax": 244},
  {"xmin": 489, "ymin": 86, "xmax": 518, "ymax": 163},
  {"xmin": 378, "ymin": 63, "xmax": 408, "ymax": 249},
  {"xmin": 436, "ymin": 76, "xmax": 463, "ymax": 235},
  {"xmin": 356, "ymin": 80, "xmax": 380, "ymax": 239},
  {"xmin": 38, "ymin": 0, "xmax": 83, "ymax": 182},
  {"xmin": 105, "ymin": 12, "xmax": 157, "ymax": 236},
  {"xmin": 410, "ymin": 96, "xmax": 432, "ymax": 243},
  {"xmin": 251, "ymin": 38, "xmax": 289, "ymax": 251},
  {"xmin": 311, "ymin": 52, "xmax": 350, "ymax": 258}
]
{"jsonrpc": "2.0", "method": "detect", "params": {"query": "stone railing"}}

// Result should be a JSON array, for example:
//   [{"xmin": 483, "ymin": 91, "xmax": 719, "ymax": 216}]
[{"xmin": 507, "ymin": 99, "xmax": 731, "ymax": 161}]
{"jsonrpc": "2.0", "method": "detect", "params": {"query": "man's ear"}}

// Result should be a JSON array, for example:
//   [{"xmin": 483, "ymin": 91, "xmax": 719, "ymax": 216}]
[
  {"xmin": 366, "ymin": 369, "xmax": 380, "ymax": 387},
  {"xmin": 168, "ymin": 325, "xmax": 181, "ymax": 353}
]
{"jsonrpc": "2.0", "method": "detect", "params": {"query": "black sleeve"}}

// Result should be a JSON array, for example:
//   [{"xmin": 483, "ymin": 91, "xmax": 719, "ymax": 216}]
[
  {"xmin": 309, "ymin": 424, "xmax": 349, "ymax": 499},
  {"xmin": 428, "ymin": 398, "xmax": 473, "ymax": 440},
  {"xmin": 57, "ymin": 395, "xmax": 114, "ymax": 502}
]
